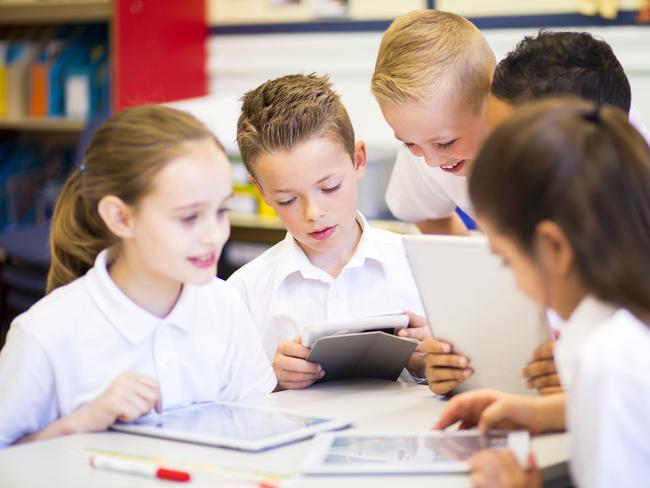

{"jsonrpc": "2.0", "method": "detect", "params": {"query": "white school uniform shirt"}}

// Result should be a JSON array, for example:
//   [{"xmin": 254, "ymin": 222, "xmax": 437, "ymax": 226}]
[
  {"xmin": 568, "ymin": 308, "xmax": 650, "ymax": 488},
  {"xmin": 553, "ymin": 296, "xmax": 617, "ymax": 388},
  {"xmin": 227, "ymin": 212, "xmax": 425, "ymax": 361},
  {"xmin": 385, "ymin": 106, "xmax": 650, "ymax": 224},
  {"xmin": 385, "ymin": 146, "xmax": 475, "ymax": 223},
  {"xmin": 0, "ymin": 250, "xmax": 276, "ymax": 447}
]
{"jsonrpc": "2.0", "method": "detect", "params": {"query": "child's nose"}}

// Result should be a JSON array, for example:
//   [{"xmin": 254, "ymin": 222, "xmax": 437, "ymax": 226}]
[{"xmin": 303, "ymin": 198, "xmax": 324, "ymax": 221}]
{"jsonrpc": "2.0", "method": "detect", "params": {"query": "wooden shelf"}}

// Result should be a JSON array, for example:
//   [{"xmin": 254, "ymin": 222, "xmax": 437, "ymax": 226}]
[
  {"xmin": 0, "ymin": 0, "xmax": 111, "ymax": 24},
  {"xmin": 0, "ymin": 116, "xmax": 86, "ymax": 132}
]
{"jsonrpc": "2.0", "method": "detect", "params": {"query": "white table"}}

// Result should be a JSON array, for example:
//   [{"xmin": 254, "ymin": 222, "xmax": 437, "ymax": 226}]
[{"xmin": 0, "ymin": 379, "xmax": 569, "ymax": 487}]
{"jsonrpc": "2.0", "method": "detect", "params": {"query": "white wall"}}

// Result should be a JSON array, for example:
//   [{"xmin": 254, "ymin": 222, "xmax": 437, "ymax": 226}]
[{"xmin": 205, "ymin": 26, "xmax": 650, "ymax": 154}]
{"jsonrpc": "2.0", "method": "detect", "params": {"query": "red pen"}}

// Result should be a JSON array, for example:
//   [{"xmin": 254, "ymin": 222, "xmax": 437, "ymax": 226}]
[{"xmin": 89, "ymin": 454, "xmax": 191, "ymax": 482}]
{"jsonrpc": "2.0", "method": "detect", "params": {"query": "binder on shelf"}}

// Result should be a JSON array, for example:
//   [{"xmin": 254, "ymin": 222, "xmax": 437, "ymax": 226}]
[
  {"xmin": 5, "ymin": 41, "xmax": 38, "ymax": 118},
  {"xmin": 0, "ymin": 41, "xmax": 7, "ymax": 117}
]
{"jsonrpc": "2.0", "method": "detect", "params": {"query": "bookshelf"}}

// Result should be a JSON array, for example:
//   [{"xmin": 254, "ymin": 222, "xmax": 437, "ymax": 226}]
[
  {"xmin": 0, "ymin": 0, "xmax": 111, "ymax": 25},
  {"xmin": 0, "ymin": 0, "xmax": 207, "ymax": 231}
]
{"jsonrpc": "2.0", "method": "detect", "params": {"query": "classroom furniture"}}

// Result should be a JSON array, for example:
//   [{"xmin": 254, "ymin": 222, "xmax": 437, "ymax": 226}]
[
  {"xmin": 0, "ymin": 0, "xmax": 207, "ymax": 233},
  {"xmin": 0, "ymin": 221, "xmax": 50, "ymax": 347},
  {"xmin": 0, "ymin": 379, "xmax": 571, "ymax": 487}
]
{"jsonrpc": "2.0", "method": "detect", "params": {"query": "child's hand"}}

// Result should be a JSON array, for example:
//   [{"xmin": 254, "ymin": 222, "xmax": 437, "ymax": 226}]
[
  {"xmin": 74, "ymin": 371, "xmax": 161, "ymax": 432},
  {"xmin": 470, "ymin": 450, "xmax": 541, "ymax": 488},
  {"xmin": 419, "ymin": 339, "xmax": 472, "ymax": 394},
  {"xmin": 434, "ymin": 388, "xmax": 505, "ymax": 430},
  {"xmin": 273, "ymin": 337, "xmax": 324, "ymax": 391},
  {"xmin": 397, "ymin": 310, "xmax": 433, "ymax": 341},
  {"xmin": 523, "ymin": 340, "xmax": 563, "ymax": 395},
  {"xmin": 435, "ymin": 388, "xmax": 563, "ymax": 435}
]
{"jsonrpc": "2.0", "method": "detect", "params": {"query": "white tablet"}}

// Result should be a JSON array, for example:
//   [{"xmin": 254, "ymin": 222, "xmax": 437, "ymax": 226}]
[
  {"xmin": 302, "ymin": 312, "xmax": 409, "ymax": 347},
  {"xmin": 111, "ymin": 401, "xmax": 352, "ymax": 452},
  {"xmin": 403, "ymin": 235, "xmax": 549, "ymax": 395},
  {"xmin": 301, "ymin": 430, "xmax": 529, "ymax": 474}
]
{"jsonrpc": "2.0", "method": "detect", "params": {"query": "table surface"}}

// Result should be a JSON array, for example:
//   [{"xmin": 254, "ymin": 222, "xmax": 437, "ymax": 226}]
[{"xmin": 0, "ymin": 379, "xmax": 568, "ymax": 487}]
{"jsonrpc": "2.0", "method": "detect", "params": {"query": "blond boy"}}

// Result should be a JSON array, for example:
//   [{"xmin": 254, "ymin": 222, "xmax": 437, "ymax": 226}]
[
  {"xmin": 372, "ymin": 10, "xmax": 494, "ymax": 237},
  {"xmin": 228, "ymin": 74, "xmax": 437, "ymax": 391}
]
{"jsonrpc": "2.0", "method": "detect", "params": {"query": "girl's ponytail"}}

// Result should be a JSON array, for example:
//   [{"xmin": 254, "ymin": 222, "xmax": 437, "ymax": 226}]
[{"xmin": 47, "ymin": 169, "xmax": 112, "ymax": 293}]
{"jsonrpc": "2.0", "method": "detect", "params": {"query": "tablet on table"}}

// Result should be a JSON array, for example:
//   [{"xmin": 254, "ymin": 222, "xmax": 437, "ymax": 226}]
[{"xmin": 112, "ymin": 401, "xmax": 352, "ymax": 452}]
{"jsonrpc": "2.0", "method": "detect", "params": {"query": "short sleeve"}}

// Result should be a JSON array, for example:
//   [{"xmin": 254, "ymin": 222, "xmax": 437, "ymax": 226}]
[
  {"xmin": 0, "ymin": 324, "xmax": 57, "ymax": 447},
  {"xmin": 385, "ymin": 146, "xmax": 457, "ymax": 222}
]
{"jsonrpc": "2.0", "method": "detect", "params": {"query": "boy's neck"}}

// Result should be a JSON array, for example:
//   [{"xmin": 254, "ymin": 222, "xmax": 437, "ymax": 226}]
[
  {"xmin": 301, "ymin": 219, "xmax": 363, "ymax": 279},
  {"xmin": 107, "ymin": 251, "xmax": 182, "ymax": 319}
]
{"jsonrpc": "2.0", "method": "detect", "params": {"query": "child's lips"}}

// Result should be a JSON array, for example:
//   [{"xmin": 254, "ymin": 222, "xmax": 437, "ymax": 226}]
[
  {"xmin": 308, "ymin": 225, "xmax": 336, "ymax": 241},
  {"xmin": 188, "ymin": 252, "xmax": 217, "ymax": 268},
  {"xmin": 440, "ymin": 159, "xmax": 465, "ymax": 174}
]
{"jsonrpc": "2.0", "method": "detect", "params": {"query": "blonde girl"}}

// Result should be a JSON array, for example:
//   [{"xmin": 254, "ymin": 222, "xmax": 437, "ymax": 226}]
[{"xmin": 0, "ymin": 106, "xmax": 276, "ymax": 447}]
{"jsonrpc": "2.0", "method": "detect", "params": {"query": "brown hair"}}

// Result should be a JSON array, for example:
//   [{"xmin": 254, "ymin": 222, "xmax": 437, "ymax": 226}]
[
  {"xmin": 469, "ymin": 98, "xmax": 650, "ymax": 321},
  {"xmin": 47, "ymin": 105, "xmax": 223, "ymax": 293},
  {"xmin": 371, "ymin": 10, "xmax": 495, "ymax": 111},
  {"xmin": 236, "ymin": 73, "xmax": 355, "ymax": 175}
]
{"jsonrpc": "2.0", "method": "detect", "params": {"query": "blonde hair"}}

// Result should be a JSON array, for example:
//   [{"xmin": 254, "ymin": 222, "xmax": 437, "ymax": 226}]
[
  {"xmin": 236, "ymin": 73, "xmax": 355, "ymax": 175},
  {"xmin": 47, "ymin": 105, "xmax": 224, "ymax": 293},
  {"xmin": 371, "ymin": 10, "xmax": 495, "ymax": 111}
]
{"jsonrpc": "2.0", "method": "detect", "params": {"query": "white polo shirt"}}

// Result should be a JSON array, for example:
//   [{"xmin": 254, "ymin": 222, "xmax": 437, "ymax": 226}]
[
  {"xmin": 385, "ymin": 146, "xmax": 475, "ymax": 223},
  {"xmin": 553, "ymin": 296, "xmax": 617, "ymax": 387},
  {"xmin": 386, "ymin": 107, "xmax": 650, "ymax": 224},
  {"xmin": 568, "ymin": 308, "xmax": 650, "ymax": 488},
  {"xmin": 0, "ymin": 250, "xmax": 276, "ymax": 447},
  {"xmin": 227, "ymin": 213, "xmax": 425, "ymax": 361}
]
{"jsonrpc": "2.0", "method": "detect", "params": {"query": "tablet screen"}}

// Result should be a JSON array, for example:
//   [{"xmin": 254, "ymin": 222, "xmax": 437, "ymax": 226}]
[
  {"xmin": 127, "ymin": 403, "xmax": 332, "ymax": 442},
  {"xmin": 322, "ymin": 432, "xmax": 508, "ymax": 465}
]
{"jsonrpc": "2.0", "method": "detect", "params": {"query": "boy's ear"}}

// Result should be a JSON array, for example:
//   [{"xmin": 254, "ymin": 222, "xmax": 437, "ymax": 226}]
[
  {"xmin": 97, "ymin": 195, "xmax": 136, "ymax": 240},
  {"xmin": 535, "ymin": 221, "xmax": 575, "ymax": 278},
  {"xmin": 353, "ymin": 141, "xmax": 367, "ymax": 180},
  {"xmin": 248, "ymin": 175, "xmax": 271, "ymax": 205}
]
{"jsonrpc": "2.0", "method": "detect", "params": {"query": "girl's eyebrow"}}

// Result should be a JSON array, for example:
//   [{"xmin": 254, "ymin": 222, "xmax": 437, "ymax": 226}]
[{"xmin": 173, "ymin": 193, "xmax": 234, "ymax": 211}]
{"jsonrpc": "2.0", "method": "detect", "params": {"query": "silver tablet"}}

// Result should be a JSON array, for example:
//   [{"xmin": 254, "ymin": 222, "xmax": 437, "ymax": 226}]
[
  {"xmin": 302, "ymin": 430, "xmax": 529, "ymax": 474},
  {"xmin": 403, "ymin": 234, "xmax": 549, "ymax": 395},
  {"xmin": 111, "ymin": 401, "xmax": 352, "ymax": 451}
]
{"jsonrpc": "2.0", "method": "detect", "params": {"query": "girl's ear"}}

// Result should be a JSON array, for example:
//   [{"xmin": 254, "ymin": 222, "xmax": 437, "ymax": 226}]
[
  {"xmin": 97, "ymin": 195, "xmax": 136, "ymax": 239},
  {"xmin": 535, "ymin": 221, "xmax": 575, "ymax": 278},
  {"xmin": 353, "ymin": 141, "xmax": 367, "ymax": 181}
]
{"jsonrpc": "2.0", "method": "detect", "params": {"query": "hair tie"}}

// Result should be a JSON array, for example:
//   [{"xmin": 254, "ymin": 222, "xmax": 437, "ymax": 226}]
[{"xmin": 583, "ymin": 103, "xmax": 602, "ymax": 124}]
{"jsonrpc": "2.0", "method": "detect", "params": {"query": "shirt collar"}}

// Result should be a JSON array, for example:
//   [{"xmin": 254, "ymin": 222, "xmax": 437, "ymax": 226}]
[
  {"xmin": 85, "ymin": 250, "xmax": 196, "ymax": 344},
  {"xmin": 566, "ymin": 295, "xmax": 618, "ymax": 329},
  {"xmin": 272, "ymin": 212, "xmax": 388, "ymax": 291}
]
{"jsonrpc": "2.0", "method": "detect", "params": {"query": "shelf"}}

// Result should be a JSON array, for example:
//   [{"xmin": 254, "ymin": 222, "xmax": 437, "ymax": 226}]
[
  {"xmin": 0, "ymin": 0, "xmax": 111, "ymax": 25},
  {"xmin": 0, "ymin": 116, "xmax": 86, "ymax": 132}
]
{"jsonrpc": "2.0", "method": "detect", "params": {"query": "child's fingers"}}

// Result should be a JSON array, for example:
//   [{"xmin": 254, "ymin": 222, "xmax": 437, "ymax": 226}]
[
  {"xmin": 277, "ymin": 340, "xmax": 312, "ymax": 359},
  {"xmin": 523, "ymin": 359, "xmax": 556, "ymax": 378},
  {"xmin": 426, "ymin": 353, "xmax": 469, "ymax": 369},
  {"xmin": 398, "ymin": 327, "xmax": 431, "ymax": 341},
  {"xmin": 427, "ymin": 366, "xmax": 472, "ymax": 383},
  {"xmin": 275, "ymin": 355, "xmax": 322, "ymax": 376},
  {"xmin": 428, "ymin": 379, "xmax": 462, "ymax": 395},
  {"xmin": 405, "ymin": 310, "xmax": 428, "ymax": 328},
  {"xmin": 529, "ymin": 373, "xmax": 560, "ymax": 390},
  {"xmin": 532, "ymin": 340, "xmax": 554, "ymax": 360},
  {"xmin": 418, "ymin": 339, "xmax": 452, "ymax": 354}
]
